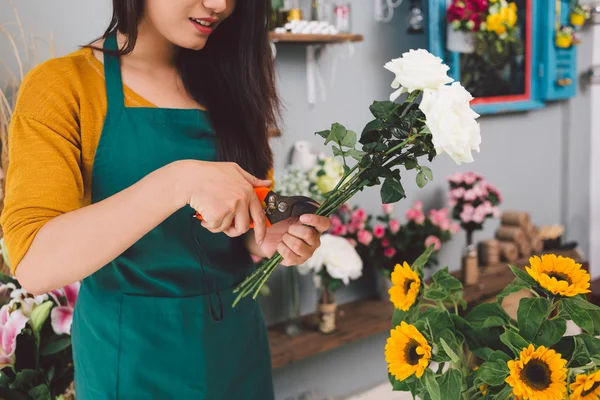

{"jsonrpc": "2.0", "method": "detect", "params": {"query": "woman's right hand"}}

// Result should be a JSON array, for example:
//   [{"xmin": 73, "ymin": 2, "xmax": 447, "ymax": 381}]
[{"xmin": 172, "ymin": 160, "xmax": 273, "ymax": 245}]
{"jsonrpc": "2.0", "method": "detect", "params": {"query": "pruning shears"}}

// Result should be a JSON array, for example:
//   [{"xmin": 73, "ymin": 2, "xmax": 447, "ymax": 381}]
[{"xmin": 194, "ymin": 187, "xmax": 320, "ymax": 228}]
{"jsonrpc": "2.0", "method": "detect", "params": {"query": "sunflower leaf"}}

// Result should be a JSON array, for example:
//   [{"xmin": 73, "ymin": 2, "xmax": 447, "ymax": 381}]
[
  {"xmin": 392, "ymin": 308, "xmax": 409, "ymax": 327},
  {"xmin": 492, "ymin": 385, "xmax": 513, "ymax": 400},
  {"xmin": 534, "ymin": 318, "xmax": 567, "ymax": 347},
  {"xmin": 389, "ymin": 373, "xmax": 410, "ymax": 392},
  {"xmin": 438, "ymin": 369, "xmax": 462, "ymax": 400},
  {"xmin": 422, "ymin": 308, "xmax": 454, "ymax": 337},
  {"xmin": 497, "ymin": 277, "xmax": 531, "ymax": 303},
  {"xmin": 432, "ymin": 268, "xmax": 463, "ymax": 293},
  {"xmin": 569, "ymin": 336, "xmax": 592, "ymax": 368},
  {"xmin": 475, "ymin": 359, "xmax": 509, "ymax": 386},
  {"xmin": 578, "ymin": 334, "xmax": 600, "ymax": 355},
  {"xmin": 424, "ymin": 285, "xmax": 448, "ymax": 301},
  {"xmin": 500, "ymin": 331, "xmax": 529, "ymax": 357},
  {"xmin": 466, "ymin": 303, "xmax": 511, "ymax": 329},
  {"xmin": 517, "ymin": 297, "xmax": 552, "ymax": 341},
  {"xmin": 508, "ymin": 265, "xmax": 537, "ymax": 287},
  {"xmin": 411, "ymin": 245, "xmax": 436, "ymax": 274},
  {"xmin": 440, "ymin": 337, "xmax": 461, "ymax": 364},
  {"xmin": 423, "ymin": 369, "xmax": 441, "ymax": 400},
  {"xmin": 560, "ymin": 297, "xmax": 600, "ymax": 335},
  {"xmin": 489, "ymin": 350, "xmax": 512, "ymax": 363}
]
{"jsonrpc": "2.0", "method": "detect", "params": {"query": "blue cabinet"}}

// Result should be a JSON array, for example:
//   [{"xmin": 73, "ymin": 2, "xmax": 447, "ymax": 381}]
[{"xmin": 427, "ymin": 0, "xmax": 579, "ymax": 115}]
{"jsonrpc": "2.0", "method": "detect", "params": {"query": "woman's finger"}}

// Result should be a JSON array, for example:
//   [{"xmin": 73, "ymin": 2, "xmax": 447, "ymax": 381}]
[
  {"xmin": 282, "ymin": 233, "xmax": 311, "ymax": 258},
  {"xmin": 277, "ymin": 242, "xmax": 303, "ymax": 267},
  {"xmin": 287, "ymin": 224, "xmax": 320, "ymax": 247},
  {"xmin": 249, "ymin": 193, "xmax": 267, "ymax": 244},
  {"xmin": 226, "ymin": 205, "xmax": 250, "ymax": 237},
  {"xmin": 299, "ymin": 214, "xmax": 331, "ymax": 233}
]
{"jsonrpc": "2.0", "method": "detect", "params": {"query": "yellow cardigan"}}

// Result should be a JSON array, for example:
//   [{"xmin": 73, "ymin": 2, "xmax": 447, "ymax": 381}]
[{"xmin": 1, "ymin": 47, "xmax": 273, "ymax": 274}]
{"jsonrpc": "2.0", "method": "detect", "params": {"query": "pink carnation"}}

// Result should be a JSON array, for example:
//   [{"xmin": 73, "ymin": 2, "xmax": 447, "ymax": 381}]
[
  {"xmin": 460, "ymin": 204, "xmax": 474, "ymax": 223},
  {"xmin": 389, "ymin": 219, "xmax": 401, "ymax": 234},
  {"xmin": 406, "ymin": 203, "xmax": 425, "ymax": 225},
  {"xmin": 352, "ymin": 208, "xmax": 367, "ymax": 222},
  {"xmin": 472, "ymin": 183, "xmax": 489, "ymax": 199},
  {"xmin": 472, "ymin": 205, "xmax": 487, "ymax": 224},
  {"xmin": 463, "ymin": 189, "xmax": 477, "ymax": 202},
  {"xmin": 346, "ymin": 223, "xmax": 357, "ymax": 234},
  {"xmin": 357, "ymin": 230, "xmax": 373, "ymax": 246},
  {"xmin": 373, "ymin": 224, "xmax": 386, "ymax": 239},
  {"xmin": 448, "ymin": 172, "xmax": 464, "ymax": 184},
  {"xmin": 382, "ymin": 203, "xmax": 394, "ymax": 215},
  {"xmin": 384, "ymin": 247, "xmax": 397, "ymax": 258},
  {"xmin": 382, "ymin": 238, "xmax": 390, "ymax": 247},
  {"xmin": 463, "ymin": 172, "xmax": 478, "ymax": 185},
  {"xmin": 424, "ymin": 235, "xmax": 442, "ymax": 251},
  {"xmin": 330, "ymin": 215, "xmax": 342, "ymax": 228},
  {"xmin": 449, "ymin": 187, "xmax": 466, "ymax": 201},
  {"xmin": 429, "ymin": 208, "xmax": 450, "ymax": 227}
]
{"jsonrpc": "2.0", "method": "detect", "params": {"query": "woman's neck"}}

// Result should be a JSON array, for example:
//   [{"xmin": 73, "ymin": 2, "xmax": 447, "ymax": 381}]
[{"xmin": 118, "ymin": 19, "xmax": 178, "ymax": 70}]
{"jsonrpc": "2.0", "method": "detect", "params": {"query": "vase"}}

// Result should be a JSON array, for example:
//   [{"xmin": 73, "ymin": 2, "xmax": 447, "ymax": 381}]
[
  {"xmin": 447, "ymin": 26, "xmax": 475, "ymax": 54},
  {"xmin": 375, "ymin": 270, "xmax": 393, "ymax": 302},
  {"xmin": 570, "ymin": 13, "xmax": 586, "ymax": 27},
  {"xmin": 283, "ymin": 266, "xmax": 302, "ymax": 337},
  {"xmin": 556, "ymin": 36, "xmax": 573, "ymax": 49},
  {"xmin": 317, "ymin": 288, "xmax": 337, "ymax": 334}
]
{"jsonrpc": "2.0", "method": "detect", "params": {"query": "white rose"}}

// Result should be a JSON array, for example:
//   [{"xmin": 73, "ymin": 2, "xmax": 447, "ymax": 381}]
[
  {"xmin": 384, "ymin": 49, "xmax": 454, "ymax": 101},
  {"xmin": 419, "ymin": 82, "xmax": 481, "ymax": 165},
  {"xmin": 312, "ymin": 234, "xmax": 363, "ymax": 285}
]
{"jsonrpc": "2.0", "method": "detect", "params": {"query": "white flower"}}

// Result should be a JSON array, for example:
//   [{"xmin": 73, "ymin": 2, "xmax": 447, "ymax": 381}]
[
  {"xmin": 9, "ymin": 289, "xmax": 48, "ymax": 318},
  {"xmin": 384, "ymin": 49, "xmax": 454, "ymax": 101},
  {"xmin": 299, "ymin": 234, "xmax": 363, "ymax": 285},
  {"xmin": 419, "ymin": 82, "xmax": 481, "ymax": 164}
]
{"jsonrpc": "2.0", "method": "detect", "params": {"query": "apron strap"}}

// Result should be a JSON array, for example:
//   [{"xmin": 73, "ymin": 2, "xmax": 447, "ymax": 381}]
[{"xmin": 102, "ymin": 31, "xmax": 125, "ymax": 113}]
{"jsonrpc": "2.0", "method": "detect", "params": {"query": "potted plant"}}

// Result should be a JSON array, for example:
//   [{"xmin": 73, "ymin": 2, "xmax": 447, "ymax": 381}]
[
  {"xmin": 556, "ymin": 26, "xmax": 575, "ymax": 48},
  {"xmin": 297, "ymin": 234, "xmax": 362, "ymax": 334},
  {"xmin": 446, "ymin": 0, "xmax": 487, "ymax": 53},
  {"xmin": 570, "ymin": 3, "xmax": 591, "ymax": 28}
]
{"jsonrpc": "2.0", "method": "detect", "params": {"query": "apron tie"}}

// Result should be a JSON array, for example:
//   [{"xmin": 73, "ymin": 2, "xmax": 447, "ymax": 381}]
[{"xmin": 190, "ymin": 217, "xmax": 224, "ymax": 322}]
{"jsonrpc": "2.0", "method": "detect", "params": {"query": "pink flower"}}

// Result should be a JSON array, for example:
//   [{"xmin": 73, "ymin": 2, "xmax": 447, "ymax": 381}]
[
  {"xmin": 389, "ymin": 219, "xmax": 401, "ymax": 234},
  {"xmin": 50, "ymin": 282, "xmax": 80, "ymax": 336},
  {"xmin": 481, "ymin": 201, "xmax": 493, "ymax": 215},
  {"xmin": 382, "ymin": 238, "xmax": 391, "ymax": 247},
  {"xmin": 463, "ymin": 189, "xmax": 477, "ymax": 202},
  {"xmin": 424, "ymin": 235, "xmax": 442, "ymax": 251},
  {"xmin": 352, "ymin": 208, "xmax": 367, "ymax": 222},
  {"xmin": 463, "ymin": 172, "xmax": 478, "ymax": 185},
  {"xmin": 338, "ymin": 203, "xmax": 351, "ymax": 214},
  {"xmin": 330, "ymin": 215, "xmax": 342, "ymax": 228},
  {"xmin": 346, "ymin": 223, "xmax": 357, "ymax": 234},
  {"xmin": 429, "ymin": 208, "xmax": 450, "ymax": 227},
  {"xmin": 347, "ymin": 238, "xmax": 358, "ymax": 247},
  {"xmin": 414, "ymin": 201, "xmax": 423, "ymax": 211},
  {"xmin": 449, "ymin": 198, "xmax": 457, "ymax": 208},
  {"xmin": 450, "ymin": 222, "xmax": 460, "ymax": 234},
  {"xmin": 382, "ymin": 203, "xmax": 394, "ymax": 215},
  {"xmin": 330, "ymin": 224, "xmax": 344, "ymax": 236},
  {"xmin": 406, "ymin": 204, "xmax": 425, "ymax": 225},
  {"xmin": 373, "ymin": 224, "xmax": 386, "ymax": 239},
  {"xmin": 0, "ymin": 308, "xmax": 28, "ymax": 368},
  {"xmin": 460, "ymin": 204, "xmax": 474, "ymax": 223},
  {"xmin": 447, "ymin": 3, "xmax": 466, "ymax": 22},
  {"xmin": 492, "ymin": 206, "xmax": 501, "ymax": 218},
  {"xmin": 357, "ymin": 230, "xmax": 373, "ymax": 246},
  {"xmin": 338, "ymin": 225, "xmax": 348, "ymax": 236},
  {"xmin": 448, "ymin": 172, "xmax": 464, "ymax": 184},
  {"xmin": 384, "ymin": 247, "xmax": 397, "ymax": 258},
  {"xmin": 449, "ymin": 187, "xmax": 466, "ymax": 201},
  {"xmin": 472, "ymin": 183, "xmax": 488, "ymax": 199},
  {"xmin": 472, "ymin": 205, "xmax": 487, "ymax": 224},
  {"xmin": 351, "ymin": 218, "xmax": 366, "ymax": 232}
]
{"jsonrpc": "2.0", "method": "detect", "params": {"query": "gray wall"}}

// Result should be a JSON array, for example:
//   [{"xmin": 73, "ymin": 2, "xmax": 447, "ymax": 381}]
[{"xmin": 0, "ymin": 1, "xmax": 593, "ymax": 399}]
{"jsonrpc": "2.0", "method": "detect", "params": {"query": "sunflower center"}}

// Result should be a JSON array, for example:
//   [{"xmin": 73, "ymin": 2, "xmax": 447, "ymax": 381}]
[
  {"xmin": 582, "ymin": 381, "xmax": 600, "ymax": 397},
  {"xmin": 403, "ymin": 279, "xmax": 415, "ymax": 294},
  {"xmin": 521, "ymin": 359, "xmax": 552, "ymax": 391},
  {"xmin": 404, "ymin": 339, "xmax": 422, "ymax": 365},
  {"xmin": 547, "ymin": 272, "xmax": 572, "ymax": 284}
]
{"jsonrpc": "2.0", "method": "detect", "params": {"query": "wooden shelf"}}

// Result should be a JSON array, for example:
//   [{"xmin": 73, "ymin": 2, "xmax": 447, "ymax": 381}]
[
  {"xmin": 268, "ymin": 249, "xmax": 585, "ymax": 369},
  {"xmin": 269, "ymin": 32, "xmax": 364, "ymax": 45}
]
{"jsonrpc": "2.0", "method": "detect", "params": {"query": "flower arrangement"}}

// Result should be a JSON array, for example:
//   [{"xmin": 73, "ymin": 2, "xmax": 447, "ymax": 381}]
[
  {"xmin": 447, "ymin": 0, "xmax": 487, "ymax": 33},
  {"xmin": 448, "ymin": 172, "xmax": 502, "ymax": 246},
  {"xmin": 233, "ymin": 49, "xmax": 481, "ymax": 305},
  {"xmin": 570, "ymin": 3, "xmax": 591, "ymax": 28},
  {"xmin": 386, "ymin": 247, "xmax": 599, "ymax": 400},
  {"xmin": 556, "ymin": 26, "xmax": 576, "ymax": 49},
  {"xmin": 0, "ymin": 274, "xmax": 78, "ymax": 400}
]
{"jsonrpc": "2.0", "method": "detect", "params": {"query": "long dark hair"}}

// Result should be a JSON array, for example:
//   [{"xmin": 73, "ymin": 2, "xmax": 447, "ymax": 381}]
[{"xmin": 93, "ymin": 0, "xmax": 279, "ymax": 179}]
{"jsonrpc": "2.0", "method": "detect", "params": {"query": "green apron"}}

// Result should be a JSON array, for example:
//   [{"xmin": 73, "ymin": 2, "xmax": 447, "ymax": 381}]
[{"xmin": 71, "ymin": 32, "xmax": 274, "ymax": 400}]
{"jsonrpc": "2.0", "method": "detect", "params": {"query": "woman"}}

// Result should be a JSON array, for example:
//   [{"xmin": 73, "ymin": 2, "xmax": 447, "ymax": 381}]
[{"xmin": 1, "ymin": 0, "xmax": 330, "ymax": 399}]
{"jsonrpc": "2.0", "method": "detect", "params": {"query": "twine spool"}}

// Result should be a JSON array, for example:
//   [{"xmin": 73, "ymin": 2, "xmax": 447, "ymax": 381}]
[
  {"xmin": 480, "ymin": 239, "xmax": 500, "ymax": 266},
  {"xmin": 518, "ymin": 240, "xmax": 532, "ymax": 257},
  {"xmin": 531, "ymin": 237, "xmax": 544, "ymax": 254},
  {"xmin": 499, "ymin": 241, "xmax": 519, "ymax": 262},
  {"xmin": 501, "ymin": 211, "xmax": 530, "ymax": 228},
  {"xmin": 462, "ymin": 246, "xmax": 479, "ymax": 286},
  {"xmin": 523, "ymin": 223, "xmax": 538, "ymax": 240},
  {"xmin": 496, "ymin": 226, "xmax": 526, "ymax": 243},
  {"xmin": 318, "ymin": 302, "xmax": 337, "ymax": 334}
]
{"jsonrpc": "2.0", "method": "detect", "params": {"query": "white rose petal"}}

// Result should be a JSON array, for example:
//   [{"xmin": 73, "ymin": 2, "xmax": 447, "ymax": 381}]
[
  {"xmin": 384, "ymin": 49, "xmax": 454, "ymax": 101},
  {"xmin": 307, "ymin": 234, "xmax": 363, "ymax": 286},
  {"xmin": 419, "ymin": 82, "xmax": 481, "ymax": 165}
]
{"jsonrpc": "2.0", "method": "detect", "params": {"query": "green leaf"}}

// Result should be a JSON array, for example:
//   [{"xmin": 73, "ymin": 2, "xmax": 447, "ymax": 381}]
[
  {"xmin": 340, "ymin": 130, "xmax": 357, "ymax": 148},
  {"xmin": 10, "ymin": 369, "xmax": 37, "ymax": 391},
  {"xmin": 363, "ymin": 141, "xmax": 388, "ymax": 152},
  {"xmin": 497, "ymin": 278, "xmax": 531, "ymax": 303},
  {"xmin": 381, "ymin": 178, "xmax": 406, "ymax": 204},
  {"xmin": 579, "ymin": 334, "xmax": 600, "ymax": 355},
  {"xmin": 0, "ymin": 388, "xmax": 34, "ymax": 400},
  {"xmin": 438, "ymin": 369, "xmax": 462, "ymax": 400},
  {"xmin": 359, "ymin": 154, "xmax": 372, "ymax": 168},
  {"xmin": 492, "ymin": 385, "xmax": 513, "ymax": 400},
  {"xmin": 361, "ymin": 119, "xmax": 383, "ymax": 137},
  {"xmin": 423, "ymin": 369, "xmax": 441, "ymax": 400},
  {"xmin": 500, "ymin": 330, "xmax": 530, "ymax": 357},
  {"xmin": 412, "ymin": 245, "xmax": 435, "ymax": 274},
  {"xmin": 40, "ymin": 336, "xmax": 72, "ymax": 356},
  {"xmin": 508, "ymin": 265, "xmax": 537, "ymax": 287},
  {"xmin": 323, "ymin": 123, "xmax": 347, "ymax": 145},
  {"xmin": 517, "ymin": 297, "xmax": 552, "ymax": 341},
  {"xmin": 432, "ymin": 268, "xmax": 463, "ymax": 292},
  {"xmin": 345, "ymin": 149, "xmax": 365, "ymax": 161},
  {"xmin": 421, "ymin": 166, "xmax": 433, "ymax": 181},
  {"xmin": 30, "ymin": 301, "xmax": 54, "ymax": 336},
  {"xmin": 424, "ymin": 286, "xmax": 448, "ymax": 300},
  {"xmin": 569, "ymin": 336, "xmax": 592, "ymax": 367},
  {"xmin": 440, "ymin": 337, "xmax": 460, "ymax": 364},
  {"xmin": 535, "ymin": 318, "xmax": 567, "ymax": 347},
  {"xmin": 392, "ymin": 308, "xmax": 409, "ymax": 327},
  {"xmin": 370, "ymin": 101, "xmax": 397, "ymax": 120},
  {"xmin": 489, "ymin": 350, "xmax": 512, "ymax": 363},
  {"xmin": 389, "ymin": 373, "xmax": 410, "ymax": 392},
  {"xmin": 422, "ymin": 309, "xmax": 454, "ymax": 337},
  {"xmin": 416, "ymin": 171, "xmax": 428, "ymax": 188},
  {"xmin": 473, "ymin": 347, "xmax": 494, "ymax": 361},
  {"xmin": 29, "ymin": 384, "xmax": 51, "ymax": 400},
  {"xmin": 560, "ymin": 297, "xmax": 600, "ymax": 334},
  {"xmin": 466, "ymin": 303, "xmax": 511, "ymax": 329},
  {"xmin": 332, "ymin": 146, "xmax": 344, "ymax": 158},
  {"xmin": 405, "ymin": 158, "xmax": 418, "ymax": 170},
  {"xmin": 475, "ymin": 360, "xmax": 509, "ymax": 386},
  {"xmin": 451, "ymin": 314, "xmax": 485, "ymax": 350},
  {"xmin": 315, "ymin": 129, "xmax": 330, "ymax": 139}
]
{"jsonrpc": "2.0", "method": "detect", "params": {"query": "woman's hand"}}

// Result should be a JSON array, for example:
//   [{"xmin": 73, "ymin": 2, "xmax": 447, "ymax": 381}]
[
  {"xmin": 173, "ymin": 160, "xmax": 272, "ymax": 244},
  {"xmin": 254, "ymin": 214, "xmax": 331, "ymax": 266}
]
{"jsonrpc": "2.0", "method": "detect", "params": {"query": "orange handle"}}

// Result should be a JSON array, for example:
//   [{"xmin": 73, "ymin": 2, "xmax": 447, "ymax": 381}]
[{"xmin": 194, "ymin": 186, "xmax": 272, "ymax": 228}]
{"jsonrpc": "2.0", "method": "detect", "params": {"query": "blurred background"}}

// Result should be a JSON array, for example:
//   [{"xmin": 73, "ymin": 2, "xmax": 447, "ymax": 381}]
[{"xmin": 0, "ymin": 0, "xmax": 598, "ymax": 399}]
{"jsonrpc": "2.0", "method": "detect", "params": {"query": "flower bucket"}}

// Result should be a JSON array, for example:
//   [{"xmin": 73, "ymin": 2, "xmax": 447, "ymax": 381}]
[
  {"xmin": 556, "ymin": 36, "xmax": 573, "ymax": 49},
  {"xmin": 446, "ymin": 25, "xmax": 475, "ymax": 53},
  {"xmin": 570, "ymin": 13, "xmax": 586, "ymax": 27},
  {"xmin": 375, "ymin": 271, "xmax": 393, "ymax": 302}
]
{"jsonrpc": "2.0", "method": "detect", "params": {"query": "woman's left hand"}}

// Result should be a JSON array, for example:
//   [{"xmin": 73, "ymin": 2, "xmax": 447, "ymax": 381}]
[{"xmin": 257, "ymin": 214, "xmax": 331, "ymax": 266}]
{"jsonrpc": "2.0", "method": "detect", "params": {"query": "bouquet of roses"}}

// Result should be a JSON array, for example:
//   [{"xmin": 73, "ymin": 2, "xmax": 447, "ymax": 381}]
[
  {"xmin": 232, "ymin": 49, "xmax": 482, "ymax": 305},
  {"xmin": 448, "ymin": 171, "xmax": 502, "ymax": 245},
  {"xmin": 386, "ymin": 246, "xmax": 599, "ymax": 400},
  {"xmin": 447, "ymin": 0, "xmax": 487, "ymax": 33}
]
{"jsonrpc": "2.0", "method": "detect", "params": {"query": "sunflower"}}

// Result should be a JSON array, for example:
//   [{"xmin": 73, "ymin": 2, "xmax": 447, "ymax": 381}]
[
  {"xmin": 525, "ymin": 254, "xmax": 591, "ymax": 297},
  {"xmin": 506, "ymin": 344, "xmax": 567, "ymax": 400},
  {"xmin": 385, "ymin": 322, "xmax": 432, "ymax": 381},
  {"xmin": 388, "ymin": 262, "xmax": 421, "ymax": 311},
  {"xmin": 570, "ymin": 370, "xmax": 600, "ymax": 400}
]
